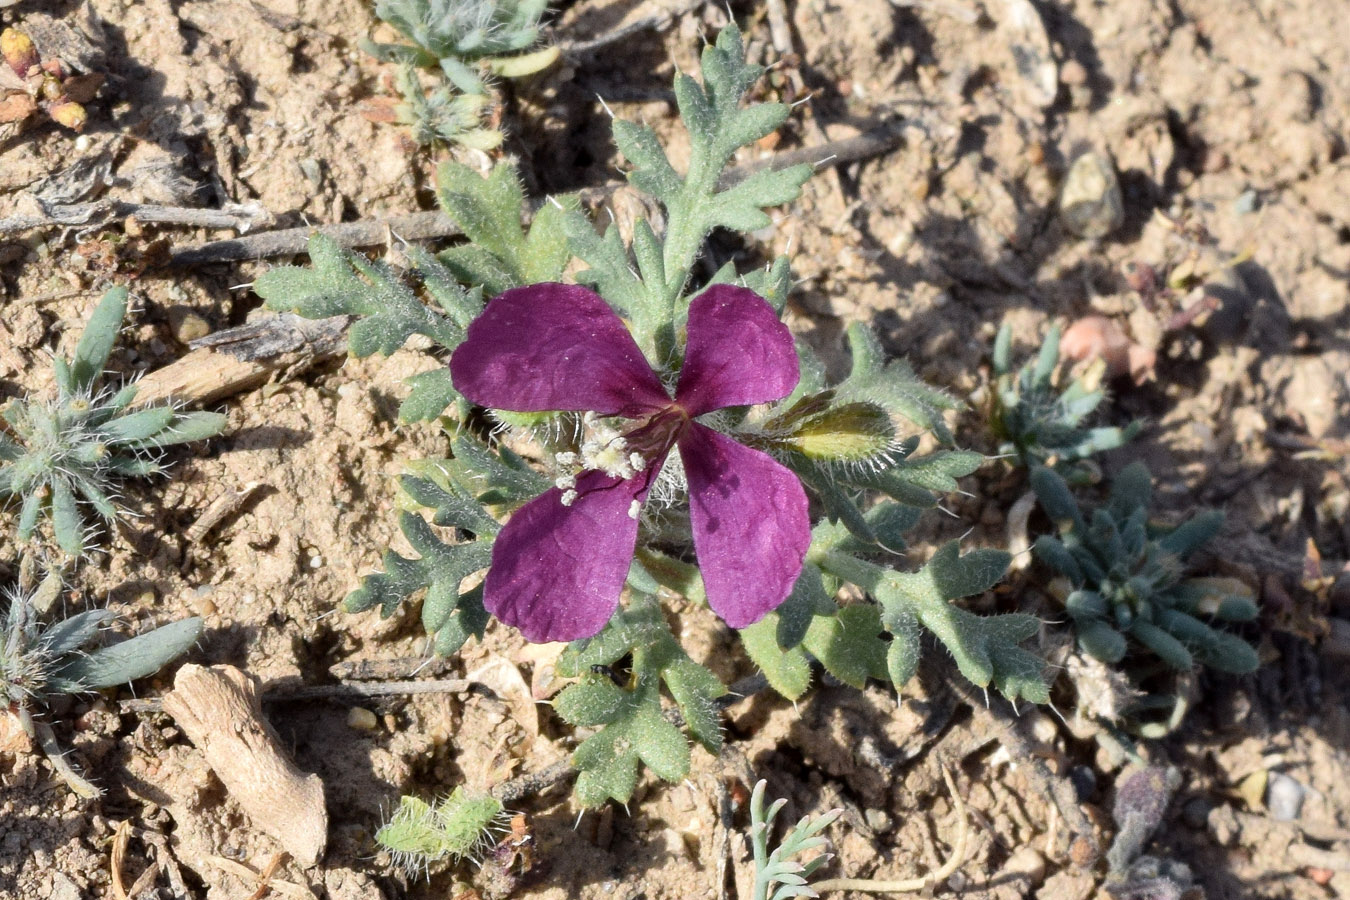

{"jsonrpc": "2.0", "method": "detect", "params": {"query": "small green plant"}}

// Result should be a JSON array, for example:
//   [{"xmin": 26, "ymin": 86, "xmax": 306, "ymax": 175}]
[
  {"xmin": 748, "ymin": 780, "xmax": 841, "ymax": 900},
  {"xmin": 0, "ymin": 287, "xmax": 227, "ymax": 557},
  {"xmin": 362, "ymin": 0, "xmax": 558, "ymax": 147},
  {"xmin": 364, "ymin": 0, "xmax": 557, "ymax": 94},
  {"xmin": 257, "ymin": 23, "xmax": 1049, "ymax": 812},
  {"xmin": 386, "ymin": 63, "xmax": 504, "ymax": 149},
  {"xmin": 375, "ymin": 787, "xmax": 510, "ymax": 875},
  {"xmin": 991, "ymin": 322, "xmax": 1139, "ymax": 483},
  {"xmin": 3, "ymin": 567, "xmax": 202, "ymax": 795},
  {"xmin": 1031, "ymin": 463, "xmax": 1260, "ymax": 677}
]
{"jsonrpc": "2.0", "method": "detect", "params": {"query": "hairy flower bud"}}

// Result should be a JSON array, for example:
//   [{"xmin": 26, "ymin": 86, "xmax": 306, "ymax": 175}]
[{"xmin": 776, "ymin": 401, "xmax": 896, "ymax": 465}]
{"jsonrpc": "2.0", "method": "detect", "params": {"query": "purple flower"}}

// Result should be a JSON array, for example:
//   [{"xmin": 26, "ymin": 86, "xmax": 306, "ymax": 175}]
[{"xmin": 450, "ymin": 282, "xmax": 811, "ymax": 642}]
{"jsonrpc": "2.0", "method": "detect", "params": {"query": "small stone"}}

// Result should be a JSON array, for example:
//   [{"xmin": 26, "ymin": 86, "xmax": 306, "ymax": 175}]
[
  {"xmin": 1059, "ymin": 151, "xmax": 1124, "ymax": 239},
  {"xmin": 1069, "ymin": 765, "xmax": 1097, "ymax": 802},
  {"xmin": 1181, "ymin": 797, "xmax": 1211, "ymax": 829},
  {"xmin": 1038, "ymin": 870, "xmax": 1095, "ymax": 900},
  {"xmin": 1004, "ymin": 846, "xmax": 1047, "ymax": 887},
  {"xmin": 347, "ymin": 707, "xmax": 379, "ymax": 732},
  {"xmin": 864, "ymin": 808, "xmax": 892, "ymax": 833},
  {"xmin": 1265, "ymin": 773, "xmax": 1305, "ymax": 821},
  {"xmin": 1207, "ymin": 803, "xmax": 1239, "ymax": 847},
  {"xmin": 169, "ymin": 308, "xmax": 211, "ymax": 344}
]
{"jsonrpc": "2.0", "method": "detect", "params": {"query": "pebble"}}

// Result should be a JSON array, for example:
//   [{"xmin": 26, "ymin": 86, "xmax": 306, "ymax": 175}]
[
  {"xmin": 1059, "ymin": 151, "xmax": 1124, "ymax": 239},
  {"xmin": 346, "ymin": 707, "xmax": 379, "ymax": 732},
  {"xmin": 1069, "ymin": 765, "xmax": 1097, "ymax": 802},
  {"xmin": 169, "ymin": 308, "xmax": 211, "ymax": 344},
  {"xmin": 1181, "ymin": 797, "xmax": 1212, "ymax": 829},
  {"xmin": 864, "ymin": 808, "xmax": 892, "ymax": 833},
  {"xmin": 1266, "ymin": 773, "xmax": 1306, "ymax": 821},
  {"xmin": 1003, "ymin": 846, "xmax": 1047, "ymax": 887}
]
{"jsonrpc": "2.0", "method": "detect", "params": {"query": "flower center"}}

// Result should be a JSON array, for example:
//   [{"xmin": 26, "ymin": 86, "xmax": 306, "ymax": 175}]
[{"xmin": 552, "ymin": 407, "xmax": 690, "ymax": 508}]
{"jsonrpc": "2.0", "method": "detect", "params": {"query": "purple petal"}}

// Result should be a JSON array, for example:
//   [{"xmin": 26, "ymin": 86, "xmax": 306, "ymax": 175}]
[
  {"xmin": 675, "ymin": 285, "xmax": 799, "ymax": 416},
  {"xmin": 450, "ymin": 283, "xmax": 669, "ymax": 417},
  {"xmin": 483, "ymin": 468, "xmax": 656, "ymax": 642},
  {"xmin": 679, "ymin": 423, "xmax": 810, "ymax": 629}
]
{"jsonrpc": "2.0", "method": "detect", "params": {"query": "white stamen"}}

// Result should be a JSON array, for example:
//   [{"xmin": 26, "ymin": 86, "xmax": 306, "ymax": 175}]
[
  {"xmin": 561, "ymin": 489, "xmax": 578, "ymax": 507},
  {"xmin": 555, "ymin": 451, "xmax": 579, "ymax": 467},
  {"xmin": 628, "ymin": 500, "xmax": 641, "ymax": 520},
  {"xmin": 629, "ymin": 452, "xmax": 646, "ymax": 472},
  {"xmin": 555, "ymin": 473, "xmax": 576, "ymax": 491}
]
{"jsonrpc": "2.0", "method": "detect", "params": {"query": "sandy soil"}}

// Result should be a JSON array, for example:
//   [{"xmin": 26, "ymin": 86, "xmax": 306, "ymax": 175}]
[{"xmin": 1, "ymin": 0, "xmax": 1348, "ymax": 898}]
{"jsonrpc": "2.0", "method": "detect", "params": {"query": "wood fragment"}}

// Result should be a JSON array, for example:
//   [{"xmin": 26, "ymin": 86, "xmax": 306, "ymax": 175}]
[
  {"xmin": 200, "ymin": 856, "xmax": 316, "ymax": 900},
  {"xmin": 764, "ymin": 0, "xmax": 794, "ymax": 56},
  {"xmin": 126, "ymin": 863, "xmax": 159, "ymax": 899},
  {"xmin": 111, "ymin": 820, "xmax": 133, "ymax": 900},
  {"xmin": 161, "ymin": 665, "xmax": 328, "ymax": 868},
  {"xmin": 245, "ymin": 852, "xmax": 290, "ymax": 900},
  {"xmin": 131, "ymin": 314, "xmax": 350, "ymax": 408},
  {"xmin": 184, "ymin": 481, "xmax": 264, "ymax": 544}
]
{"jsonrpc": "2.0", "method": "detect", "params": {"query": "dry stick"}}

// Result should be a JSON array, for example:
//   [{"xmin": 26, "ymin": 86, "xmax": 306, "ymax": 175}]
[
  {"xmin": 120, "ymin": 676, "xmax": 472, "ymax": 714},
  {"xmin": 814, "ymin": 765, "xmax": 969, "ymax": 894},
  {"xmin": 0, "ymin": 200, "xmax": 271, "ymax": 236},
  {"xmin": 166, "ymin": 123, "xmax": 907, "ymax": 267}
]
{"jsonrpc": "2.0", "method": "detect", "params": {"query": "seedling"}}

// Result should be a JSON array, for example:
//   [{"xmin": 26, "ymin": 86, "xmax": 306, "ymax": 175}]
[
  {"xmin": 0, "ymin": 287, "xmax": 227, "ymax": 557},
  {"xmin": 257, "ymin": 23, "xmax": 1049, "ymax": 810},
  {"xmin": 749, "ymin": 780, "xmax": 841, "ymax": 900},
  {"xmin": 371, "ymin": 63, "xmax": 503, "ymax": 149},
  {"xmin": 991, "ymin": 322, "xmax": 1139, "ymax": 483},
  {"xmin": 2, "ymin": 567, "xmax": 202, "ymax": 796},
  {"xmin": 364, "ymin": 0, "xmax": 557, "ymax": 94},
  {"xmin": 1032, "ymin": 463, "xmax": 1259, "ymax": 730},
  {"xmin": 362, "ymin": 0, "xmax": 558, "ymax": 146},
  {"xmin": 376, "ymin": 787, "xmax": 511, "ymax": 876}
]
